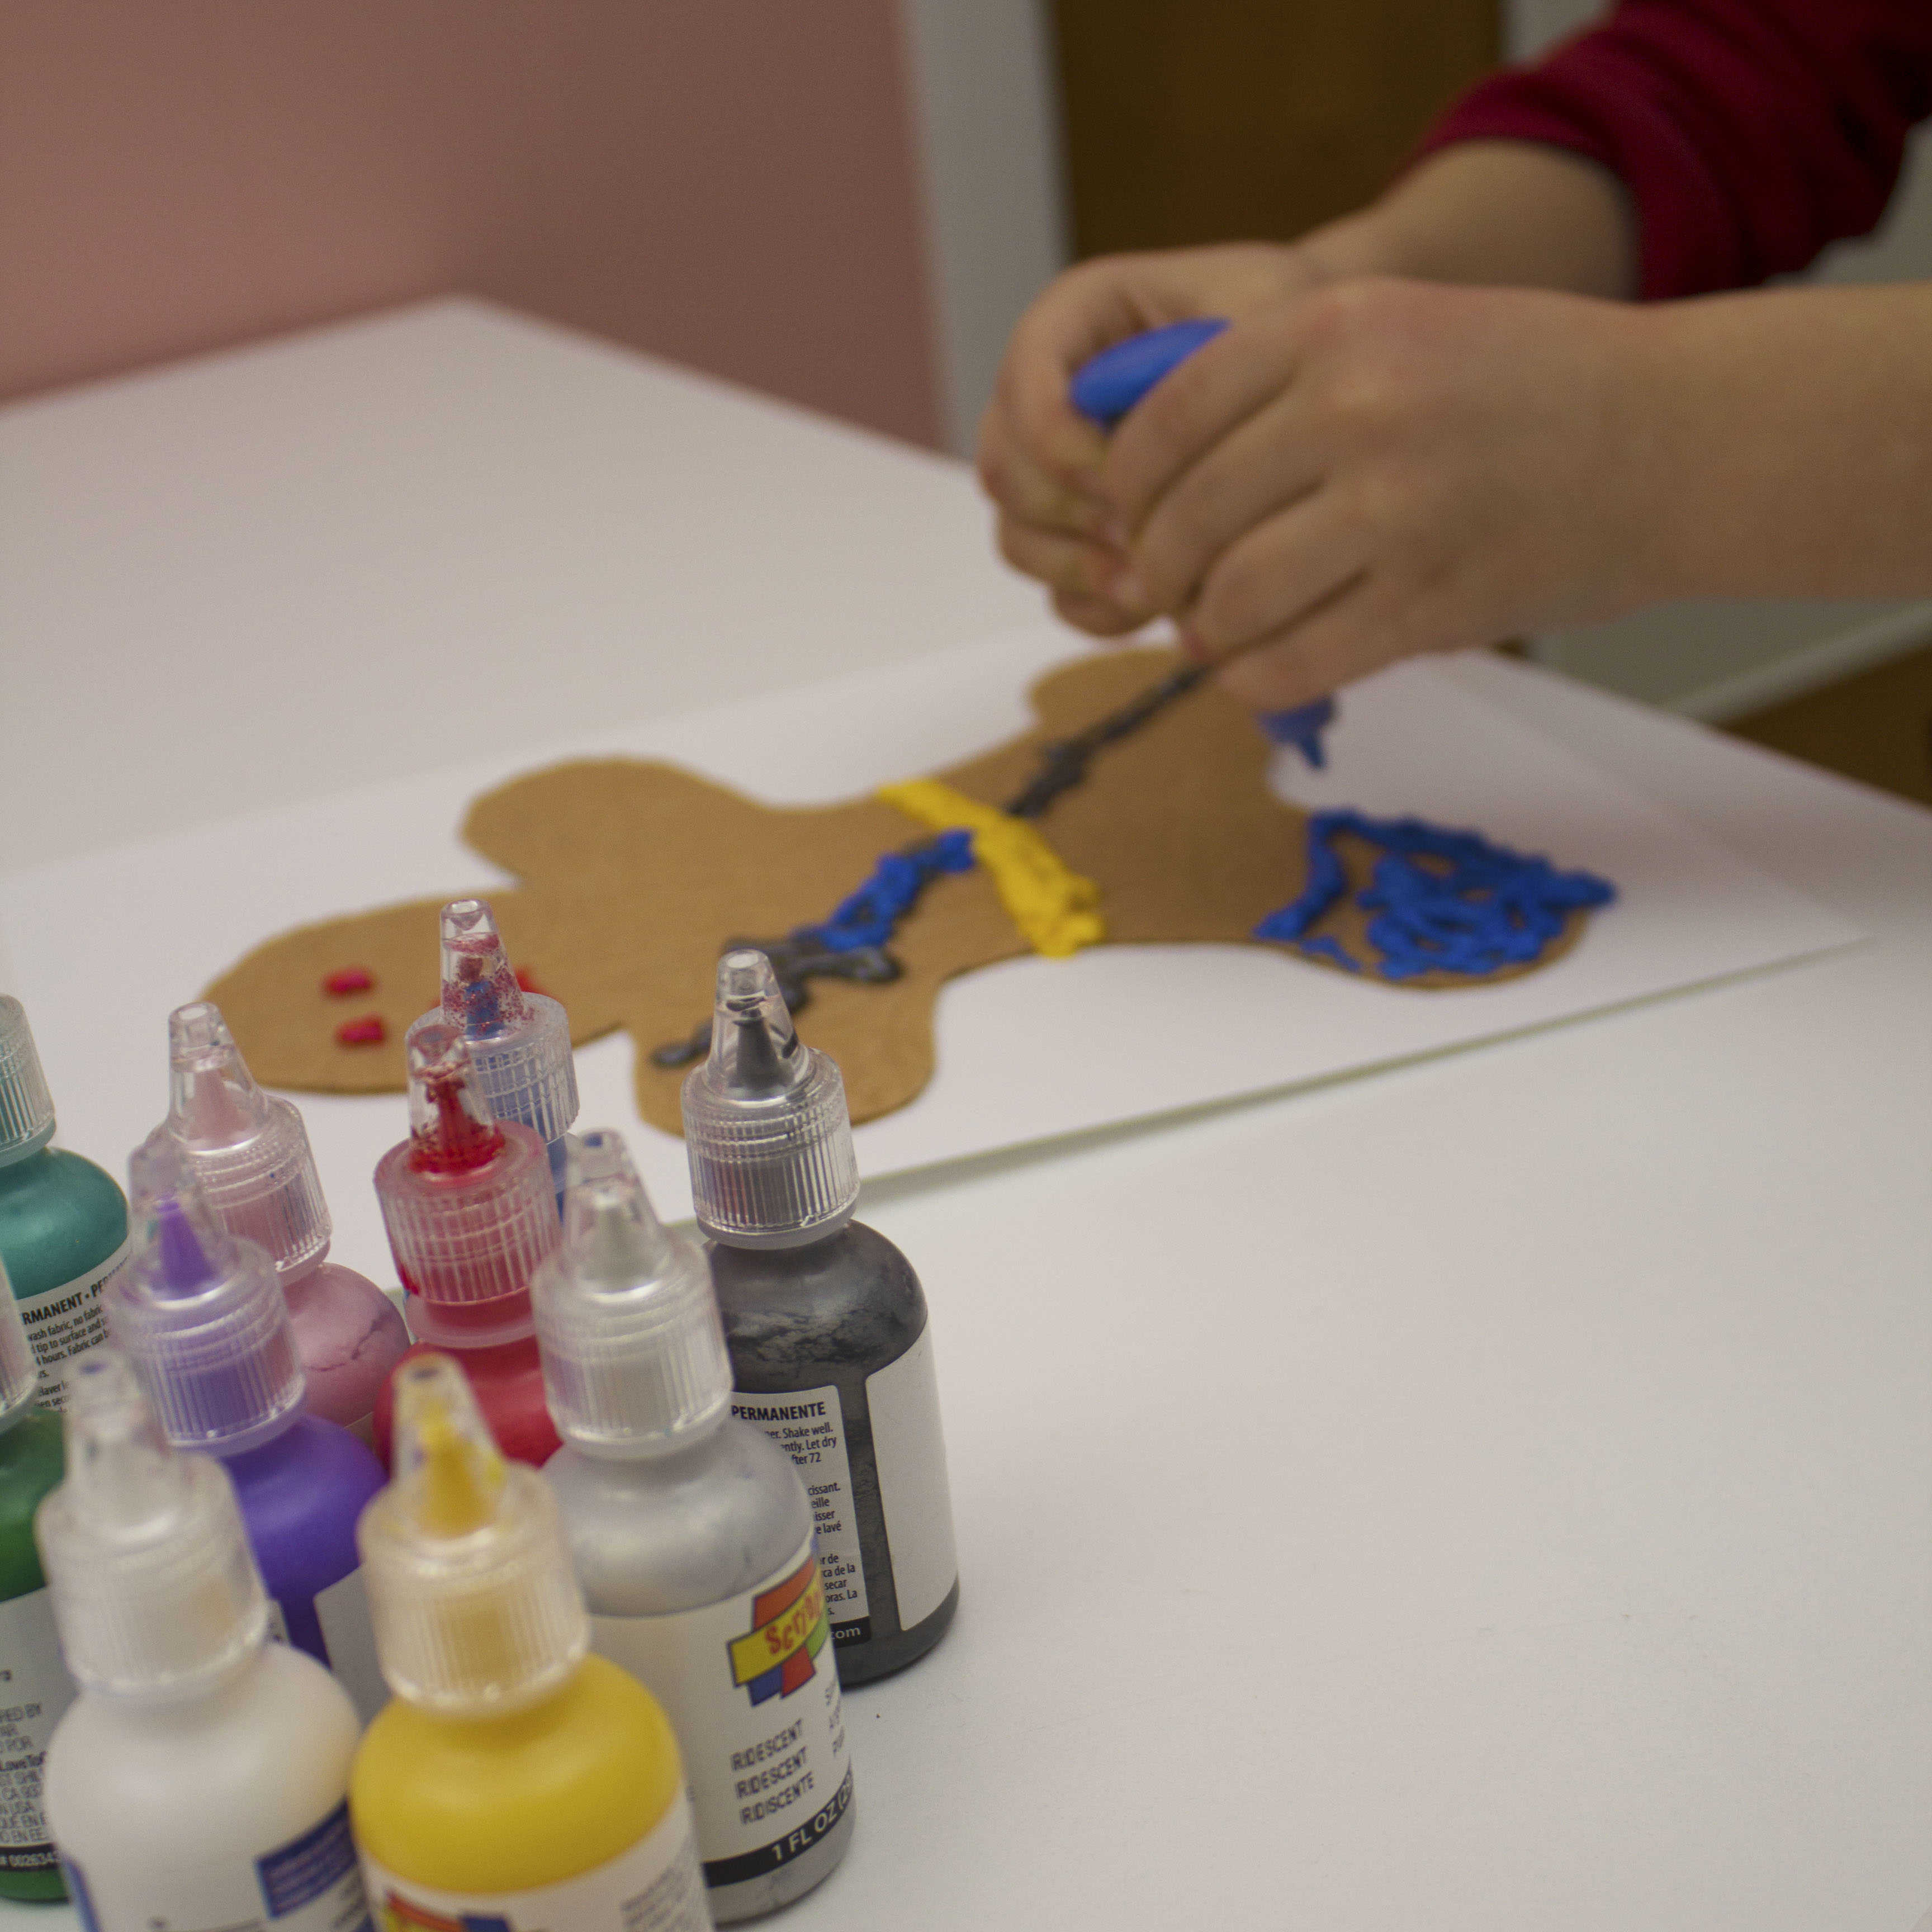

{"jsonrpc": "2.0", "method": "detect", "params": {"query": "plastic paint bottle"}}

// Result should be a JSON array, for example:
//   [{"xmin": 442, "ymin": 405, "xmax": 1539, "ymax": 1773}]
[
  {"xmin": 161, "ymin": 1000, "xmax": 410, "ymax": 1442},
  {"xmin": 108, "ymin": 1135, "xmax": 389, "ymax": 1721},
  {"xmin": 38, "ymin": 1351, "xmax": 368, "ymax": 1932},
  {"xmin": 0, "ymin": 997, "xmax": 129, "ymax": 1409},
  {"xmin": 683, "ymin": 949, "xmax": 959, "ymax": 1685},
  {"xmin": 537, "ymin": 1131, "xmax": 853, "ymax": 1921},
  {"xmin": 410, "ymin": 899, "xmax": 579, "ymax": 1202},
  {"xmin": 352, "ymin": 1353, "xmax": 710, "ymax": 1931},
  {"xmin": 1068, "ymin": 321, "xmax": 1337, "ymax": 765},
  {"xmin": 373, "ymin": 1024, "xmax": 563, "ymax": 1468},
  {"xmin": 0, "ymin": 1254, "xmax": 75, "ymax": 1902},
  {"xmin": 1068, "ymin": 315, "xmax": 1229, "ymax": 428}
]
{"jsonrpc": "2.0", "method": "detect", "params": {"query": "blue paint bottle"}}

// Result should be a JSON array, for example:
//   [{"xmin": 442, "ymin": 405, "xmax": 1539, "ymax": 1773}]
[
  {"xmin": 0, "ymin": 998, "xmax": 129, "ymax": 1409},
  {"xmin": 107, "ymin": 1135, "xmax": 388, "ymax": 1721},
  {"xmin": 1071, "ymin": 321, "xmax": 1336, "ymax": 765},
  {"xmin": 409, "ymin": 899, "xmax": 579, "ymax": 1202}
]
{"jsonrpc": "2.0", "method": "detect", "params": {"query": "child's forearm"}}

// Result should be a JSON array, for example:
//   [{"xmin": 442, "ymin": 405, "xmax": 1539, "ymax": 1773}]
[
  {"xmin": 1630, "ymin": 282, "xmax": 1932, "ymax": 599},
  {"xmin": 1298, "ymin": 142, "xmax": 1639, "ymax": 301},
  {"xmin": 1301, "ymin": 157, "xmax": 1932, "ymax": 601}
]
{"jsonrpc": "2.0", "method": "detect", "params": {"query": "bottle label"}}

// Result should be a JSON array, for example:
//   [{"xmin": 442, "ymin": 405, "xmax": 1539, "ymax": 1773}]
[
  {"xmin": 261, "ymin": 1574, "xmax": 385, "ymax": 1725},
  {"xmin": 16, "ymin": 1241, "xmax": 128, "ymax": 1410},
  {"xmin": 590, "ymin": 1535, "xmax": 853, "ymax": 1890},
  {"xmin": 64, "ymin": 1797, "xmax": 370, "ymax": 1932},
  {"xmin": 730, "ymin": 1389, "xmax": 870, "ymax": 1640},
  {"xmin": 312, "ymin": 1570, "xmax": 386, "ymax": 1725},
  {"xmin": 865, "ymin": 1325, "xmax": 959, "ymax": 1630},
  {"xmin": 362, "ymin": 1793, "xmax": 707, "ymax": 1932},
  {"xmin": 0, "ymin": 1588, "xmax": 76, "ymax": 1868}
]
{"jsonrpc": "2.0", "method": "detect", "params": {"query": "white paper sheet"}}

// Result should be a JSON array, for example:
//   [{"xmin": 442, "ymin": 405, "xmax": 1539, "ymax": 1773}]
[{"xmin": 0, "ymin": 628, "xmax": 1862, "ymax": 1284}]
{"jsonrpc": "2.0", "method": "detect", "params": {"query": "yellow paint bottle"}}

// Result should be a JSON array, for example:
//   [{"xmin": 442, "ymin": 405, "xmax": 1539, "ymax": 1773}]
[{"xmin": 351, "ymin": 1353, "xmax": 712, "ymax": 1931}]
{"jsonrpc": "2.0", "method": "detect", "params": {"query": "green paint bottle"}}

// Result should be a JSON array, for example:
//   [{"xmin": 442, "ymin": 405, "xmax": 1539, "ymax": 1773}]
[
  {"xmin": 0, "ymin": 1250, "xmax": 74, "ymax": 1900},
  {"xmin": 0, "ymin": 998, "xmax": 128, "ymax": 1410}
]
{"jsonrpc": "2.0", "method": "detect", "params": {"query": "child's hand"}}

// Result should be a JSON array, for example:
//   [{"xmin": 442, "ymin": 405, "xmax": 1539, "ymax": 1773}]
[
  {"xmin": 1093, "ymin": 277, "xmax": 1660, "ymax": 708},
  {"xmin": 976, "ymin": 244, "xmax": 1333, "ymax": 637}
]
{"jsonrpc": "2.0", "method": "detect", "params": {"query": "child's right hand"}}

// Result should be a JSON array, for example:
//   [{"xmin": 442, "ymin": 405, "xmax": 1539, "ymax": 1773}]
[{"xmin": 976, "ymin": 243, "xmax": 1334, "ymax": 637}]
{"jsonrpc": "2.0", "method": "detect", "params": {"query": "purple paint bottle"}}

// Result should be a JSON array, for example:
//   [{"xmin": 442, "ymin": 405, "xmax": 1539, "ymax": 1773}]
[{"xmin": 105, "ymin": 1136, "xmax": 388, "ymax": 1722}]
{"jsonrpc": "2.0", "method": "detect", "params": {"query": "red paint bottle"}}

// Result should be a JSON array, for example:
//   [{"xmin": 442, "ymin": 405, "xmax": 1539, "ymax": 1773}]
[{"xmin": 371, "ymin": 1024, "xmax": 562, "ymax": 1468}]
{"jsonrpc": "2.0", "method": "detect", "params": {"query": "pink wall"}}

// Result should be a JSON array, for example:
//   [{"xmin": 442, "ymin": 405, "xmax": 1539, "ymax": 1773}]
[{"xmin": 0, "ymin": 0, "xmax": 943, "ymax": 445}]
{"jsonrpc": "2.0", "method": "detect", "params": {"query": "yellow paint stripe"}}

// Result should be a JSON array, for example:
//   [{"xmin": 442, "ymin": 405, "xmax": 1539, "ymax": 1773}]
[{"xmin": 879, "ymin": 779, "xmax": 1105, "ymax": 958}]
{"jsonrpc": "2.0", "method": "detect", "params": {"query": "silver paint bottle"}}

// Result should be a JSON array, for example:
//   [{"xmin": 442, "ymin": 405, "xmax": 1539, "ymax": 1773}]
[{"xmin": 537, "ymin": 1130, "xmax": 854, "ymax": 1922}]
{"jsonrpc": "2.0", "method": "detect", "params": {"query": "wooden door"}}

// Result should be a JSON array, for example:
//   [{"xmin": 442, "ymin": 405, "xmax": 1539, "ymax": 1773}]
[{"xmin": 1052, "ymin": 0, "xmax": 1500, "ymax": 257}]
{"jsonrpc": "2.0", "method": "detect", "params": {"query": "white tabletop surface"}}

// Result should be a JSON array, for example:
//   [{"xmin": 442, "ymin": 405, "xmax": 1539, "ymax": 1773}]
[{"xmin": 4, "ymin": 299, "xmax": 1931, "ymax": 1931}]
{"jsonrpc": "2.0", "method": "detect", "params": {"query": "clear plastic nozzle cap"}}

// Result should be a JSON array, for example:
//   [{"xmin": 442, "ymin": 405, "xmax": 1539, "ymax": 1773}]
[
  {"xmin": 533, "ymin": 1130, "xmax": 731, "ymax": 1452},
  {"xmin": 0, "ymin": 997, "xmax": 56, "ymax": 1166},
  {"xmin": 0, "ymin": 1254, "xmax": 40, "ymax": 1433},
  {"xmin": 163, "ymin": 1002, "xmax": 330, "ymax": 1281},
  {"xmin": 359, "ymin": 1353, "xmax": 588, "ymax": 1716},
  {"xmin": 109, "ymin": 1134, "xmax": 305, "ymax": 1456},
  {"xmin": 680, "ymin": 950, "xmax": 859, "ymax": 1248},
  {"xmin": 412, "ymin": 899, "xmax": 578, "ymax": 1148},
  {"xmin": 374, "ymin": 1026, "xmax": 560, "ymax": 1335},
  {"xmin": 35, "ymin": 1349, "xmax": 268, "ymax": 1697}
]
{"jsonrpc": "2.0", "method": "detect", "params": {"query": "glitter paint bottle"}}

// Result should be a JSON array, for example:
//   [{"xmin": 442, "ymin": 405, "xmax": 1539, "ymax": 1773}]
[
  {"xmin": 0, "ymin": 1256, "xmax": 75, "ymax": 1901},
  {"xmin": 160, "ymin": 1001, "xmax": 409, "ymax": 1442},
  {"xmin": 537, "ymin": 1131, "xmax": 852, "ymax": 1921},
  {"xmin": 0, "ymin": 998, "xmax": 129, "ymax": 1409},
  {"xmin": 410, "ymin": 899, "xmax": 579, "ymax": 1203},
  {"xmin": 683, "ymin": 950, "xmax": 959, "ymax": 1685},
  {"xmin": 39, "ymin": 1353, "xmax": 369, "ymax": 1932},
  {"xmin": 108, "ymin": 1138, "xmax": 388, "ymax": 1721},
  {"xmin": 373, "ymin": 1025, "xmax": 562, "ymax": 1468},
  {"xmin": 352, "ymin": 1354, "xmax": 709, "ymax": 1932}
]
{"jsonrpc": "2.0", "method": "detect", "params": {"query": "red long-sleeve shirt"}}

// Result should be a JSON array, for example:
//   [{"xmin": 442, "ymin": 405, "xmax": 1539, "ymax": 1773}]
[{"xmin": 1419, "ymin": 0, "xmax": 1932, "ymax": 298}]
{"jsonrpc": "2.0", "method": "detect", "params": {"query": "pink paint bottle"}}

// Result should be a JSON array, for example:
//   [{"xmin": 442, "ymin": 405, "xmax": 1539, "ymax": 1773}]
[{"xmin": 162, "ymin": 1002, "xmax": 409, "ymax": 1443}]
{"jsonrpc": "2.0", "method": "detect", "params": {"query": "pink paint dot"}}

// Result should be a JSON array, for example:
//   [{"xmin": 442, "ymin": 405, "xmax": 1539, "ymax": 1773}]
[
  {"xmin": 335, "ymin": 1016, "xmax": 387, "ymax": 1047},
  {"xmin": 323, "ymin": 967, "xmax": 376, "ymax": 997}
]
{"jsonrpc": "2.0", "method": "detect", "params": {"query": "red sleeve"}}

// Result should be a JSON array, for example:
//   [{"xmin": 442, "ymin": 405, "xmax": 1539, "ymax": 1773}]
[{"xmin": 1417, "ymin": 0, "xmax": 1932, "ymax": 299}]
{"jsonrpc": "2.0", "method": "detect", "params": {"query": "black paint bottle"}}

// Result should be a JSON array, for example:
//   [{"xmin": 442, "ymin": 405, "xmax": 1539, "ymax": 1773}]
[{"xmin": 681, "ymin": 950, "xmax": 959, "ymax": 1684}]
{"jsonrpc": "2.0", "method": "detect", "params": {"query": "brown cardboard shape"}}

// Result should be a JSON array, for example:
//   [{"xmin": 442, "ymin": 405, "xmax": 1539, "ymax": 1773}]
[{"xmin": 205, "ymin": 648, "xmax": 1588, "ymax": 1133}]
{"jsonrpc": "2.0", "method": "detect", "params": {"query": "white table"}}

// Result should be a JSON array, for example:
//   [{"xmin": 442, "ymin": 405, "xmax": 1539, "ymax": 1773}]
[{"xmin": 4, "ymin": 300, "xmax": 1930, "ymax": 1931}]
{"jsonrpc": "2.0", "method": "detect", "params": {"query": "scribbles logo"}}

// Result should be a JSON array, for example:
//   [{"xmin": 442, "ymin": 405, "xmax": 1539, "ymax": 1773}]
[
  {"xmin": 727, "ymin": 1555, "xmax": 829, "ymax": 1706},
  {"xmin": 378, "ymin": 1893, "xmax": 518, "ymax": 1932}
]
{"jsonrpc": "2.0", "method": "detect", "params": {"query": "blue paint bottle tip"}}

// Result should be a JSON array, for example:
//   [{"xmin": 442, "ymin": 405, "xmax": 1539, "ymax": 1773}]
[{"xmin": 1070, "ymin": 318, "xmax": 1230, "ymax": 429}]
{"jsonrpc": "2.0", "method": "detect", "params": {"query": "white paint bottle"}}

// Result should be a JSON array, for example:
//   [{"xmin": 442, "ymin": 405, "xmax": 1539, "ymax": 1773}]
[{"xmin": 35, "ymin": 1351, "xmax": 369, "ymax": 1932}]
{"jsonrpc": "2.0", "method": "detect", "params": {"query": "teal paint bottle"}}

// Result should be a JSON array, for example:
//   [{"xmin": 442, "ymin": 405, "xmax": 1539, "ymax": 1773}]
[
  {"xmin": 0, "ymin": 1251, "xmax": 76, "ymax": 1900},
  {"xmin": 0, "ymin": 998, "xmax": 129, "ymax": 1409}
]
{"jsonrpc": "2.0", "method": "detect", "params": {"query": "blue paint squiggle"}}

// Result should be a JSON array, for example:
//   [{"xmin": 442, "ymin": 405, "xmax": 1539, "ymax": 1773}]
[
  {"xmin": 1257, "ymin": 696, "xmax": 1337, "ymax": 768},
  {"xmin": 1255, "ymin": 809, "xmax": 1615, "ymax": 980},
  {"xmin": 803, "ymin": 828, "xmax": 977, "ymax": 953}
]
